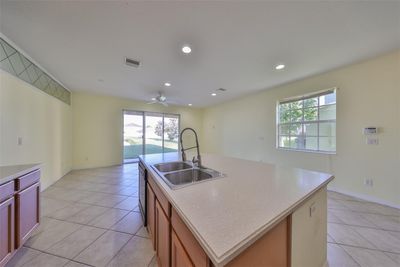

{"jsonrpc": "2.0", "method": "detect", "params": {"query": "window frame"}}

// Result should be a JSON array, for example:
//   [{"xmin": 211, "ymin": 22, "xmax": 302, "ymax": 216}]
[{"xmin": 276, "ymin": 88, "xmax": 337, "ymax": 154}]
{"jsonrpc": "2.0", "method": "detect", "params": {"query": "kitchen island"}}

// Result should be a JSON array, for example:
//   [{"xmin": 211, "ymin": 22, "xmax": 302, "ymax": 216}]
[{"xmin": 139, "ymin": 153, "xmax": 333, "ymax": 267}]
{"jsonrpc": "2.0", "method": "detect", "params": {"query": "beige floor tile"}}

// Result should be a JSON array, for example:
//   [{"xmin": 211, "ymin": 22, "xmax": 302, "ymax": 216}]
[
  {"xmin": 133, "ymin": 205, "xmax": 140, "ymax": 212},
  {"xmin": 20, "ymin": 252, "xmax": 69, "ymax": 267},
  {"xmin": 30, "ymin": 217, "xmax": 61, "ymax": 238},
  {"xmin": 328, "ymin": 191, "xmax": 361, "ymax": 201},
  {"xmin": 327, "ymin": 243, "xmax": 359, "ymax": 267},
  {"xmin": 353, "ymin": 227, "xmax": 400, "ymax": 253},
  {"xmin": 148, "ymin": 255, "xmax": 159, "ymax": 267},
  {"xmin": 385, "ymin": 252, "xmax": 400, "ymax": 264},
  {"xmin": 78, "ymin": 192, "xmax": 112, "ymax": 204},
  {"xmin": 135, "ymin": 226, "xmax": 150, "ymax": 239},
  {"xmin": 339, "ymin": 200, "xmax": 400, "ymax": 216},
  {"xmin": 41, "ymin": 197, "xmax": 71, "ymax": 217},
  {"xmin": 390, "ymin": 230, "xmax": 400, "ymax": 240},
  {"xmin": 329, "ymin": 209, "xmax": 377, "ymax": 227},
  {"xmin": 45, "ymin": 226, "xmax": 106, "ymax": 259},
  {"xmin": 361, "ymin": 213, "xmax": 400, "ymax": 232},
  {"xmin": 74, "ymin": 230, "xmax": 131, "ymax": 267},
  {"xmin": 66, "ymin": 205, "xmax": 109, "ymax": 224},
  {"xmin": 25, "ymin": 220, "xmax": 82, "ymax": 250},
  {"xmin": 88, "ymin": 208, "xmax": 129, "ymax": 229},
  {"xmin": 107, "ymin": 236, "xmax": 155, "ymax": 267},
  {"xmin": 328, "ymin": 198, "xmax": 349, "ymax": 210},
  {"xmin": 111, "ymin": 212, "xmax": 143, "ymax": 234},
  {"xmin": 42, "ymin": 187, "xmax": 71, "ymax": 199},
  {"xmin": 64, "ymin": 261, "xmax": 91, "ymax": 267},
  {"xmin": 328, "ymin": 211, "xmax": 343, "ymax": 223},
  {"xmin": 58, "ymin": 190, "xmax": 93, "ymax": 202},
  {"xmin": 327, "ymin": 223, "xmax": 375, "ymax": 249},
  {"xmin": 80, "ymin": 193, "xmax": 127, "ymax": 208},
  {"xmin": 5, "ymin": 247, "xmax": 40, "ymax": 267},
  {"xmin": 114, "ymin": 196, "xmax": 138, "ymax": 211},
  {"xmin": 47, "ymin": 203, "xmax": 91, "ymax": 221},
  {"xmin": 94, "ymin": 195, "xmax": 128, "ymax": 207},
  {"xmin": 342, "ymin": 245, "xmax": 398, "ymax": 267}
]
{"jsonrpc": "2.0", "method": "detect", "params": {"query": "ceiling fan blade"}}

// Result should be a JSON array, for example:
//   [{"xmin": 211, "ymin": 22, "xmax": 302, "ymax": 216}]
[
  {"xmin": 161, "ymin": 102, "xmax": 169, "ymax": 107},
  {"xmin": 147, "ymin": 101, "xmax": 157, "ymax": 105}
]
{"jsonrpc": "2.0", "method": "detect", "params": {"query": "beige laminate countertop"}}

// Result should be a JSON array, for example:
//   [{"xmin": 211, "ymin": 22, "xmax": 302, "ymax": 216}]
[
  {"xmin": 0, "ymin": 164, "xmax": 41, "ymax": 185},
  {"xmin": 140, "ymin": 153, "xmax": 334, "ymax": 266}
]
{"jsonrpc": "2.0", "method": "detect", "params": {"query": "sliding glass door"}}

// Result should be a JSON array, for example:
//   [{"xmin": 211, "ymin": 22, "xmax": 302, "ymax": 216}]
[
  {"xmin": 123, "ymin": 111, "xmax": 144, "ymax": 161},
  {"xmin": 123, "ymin": 111, "xmax": 180, "ymax": 162},
  {"xmin": 144, "ymin": 113, "xmax": 164, "ymax": 155}
]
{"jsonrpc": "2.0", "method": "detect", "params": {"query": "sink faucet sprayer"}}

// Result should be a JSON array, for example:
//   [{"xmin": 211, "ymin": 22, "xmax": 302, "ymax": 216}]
[{"xmin": 180, "ymin": 128, "xmax": 201, "ymax": 167}]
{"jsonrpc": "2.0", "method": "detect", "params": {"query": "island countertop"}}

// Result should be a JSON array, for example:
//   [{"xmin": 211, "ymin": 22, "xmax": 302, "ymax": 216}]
[
  {"xmin": 0, "ymin": 163, "xmax": 41, "ymax": 185},
  {"xmin": 139, "ymin": 152, "xmax": 334, "ymax": 266}
]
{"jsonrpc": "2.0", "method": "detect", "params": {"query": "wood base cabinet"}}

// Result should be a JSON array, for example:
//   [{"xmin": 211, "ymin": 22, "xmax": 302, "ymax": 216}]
[
  {"xmin": 0, "ymin": 197, "xmax": 14, "ymax": 267},
  {"xmin": 171, "ymin": 230, "xmax": 194, "ymax": 267},
  {"xmin": 156, "ymin": 201, "xmax": 170, "ymax": 267},
  {"xmin": 0, "ymin": 166, "xmax": 40, "ymax": 267},
  {"xmin": 147, "ymin": 184, "xmax": 156, "ymax": 249},
  {"xmin": 15, "ymin": 182, "xmax": 40, "ymax": 248}
]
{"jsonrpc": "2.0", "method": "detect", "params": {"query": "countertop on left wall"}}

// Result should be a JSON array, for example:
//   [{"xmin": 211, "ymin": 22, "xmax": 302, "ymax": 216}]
[{"xmin": 0, "ymin": 164, "xmax": 42, "ymax": 184}]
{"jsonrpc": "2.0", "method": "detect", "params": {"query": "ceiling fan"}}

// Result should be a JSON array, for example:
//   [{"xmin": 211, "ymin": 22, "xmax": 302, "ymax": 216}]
[{"xmin": 147, "ymin": 92, "xmax": 169, "ymax": 106}]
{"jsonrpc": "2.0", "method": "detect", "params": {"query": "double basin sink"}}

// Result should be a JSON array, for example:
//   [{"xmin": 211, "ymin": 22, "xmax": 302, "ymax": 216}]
[{"xmin": 151, "ymin": 161, "xmax": 224, "ymax": 189}]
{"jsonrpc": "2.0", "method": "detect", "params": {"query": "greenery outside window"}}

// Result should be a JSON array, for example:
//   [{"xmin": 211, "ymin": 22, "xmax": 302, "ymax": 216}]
[{"xmin": 277, "ymin": 88, "xmax": 336, "ymax": 153}]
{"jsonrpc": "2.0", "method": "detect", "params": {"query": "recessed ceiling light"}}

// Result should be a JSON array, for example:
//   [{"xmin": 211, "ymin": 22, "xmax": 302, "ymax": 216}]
[
  {"xmin": 188, "ymin": 104, "xmax": 192, "ymax": 106},
  {"xmin": 151, "ymin": 97, "xmax": 156, "ymax": 101},
  {"xmin": 164, "ymin": 82, "xmax": 171, "ymax": 87},
  {"xmin": 211, "ymin": 93, "xmax": 217, "ymax": 96},
  {"xmin": 275, "ymin": 64, "xmax": 285, "ymax": 70},
  {"xmin": 182, "ymin": 45, "xmax": 192, "ymax": 54}
]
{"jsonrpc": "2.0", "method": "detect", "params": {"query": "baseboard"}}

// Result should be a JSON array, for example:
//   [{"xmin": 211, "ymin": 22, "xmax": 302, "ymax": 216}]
[{"xmin": 328, "ymin": 186, "xmax": 400, "ymax": 209}]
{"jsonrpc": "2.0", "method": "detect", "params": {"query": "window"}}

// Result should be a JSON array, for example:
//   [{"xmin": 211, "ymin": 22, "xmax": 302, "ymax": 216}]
[{"xmin": 277, "ymin": 89, "xmax": 336, "ymax": 153}]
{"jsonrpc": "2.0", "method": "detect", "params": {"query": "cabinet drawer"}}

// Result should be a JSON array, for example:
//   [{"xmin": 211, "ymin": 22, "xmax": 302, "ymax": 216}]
[
  {"xmin": 171, "ymin": 208, "xmax": 209, "ymax": 267},
  {"xmin": 148, "ymin": 173, "xmax": 170, "ymax": 216},
  {"xmin": 15, "ymin": 169, "xmax": 40, "ymax": 191},
  {"xmin": 0, "ymin": 181, "xmax": 14, "ymax": 203}
]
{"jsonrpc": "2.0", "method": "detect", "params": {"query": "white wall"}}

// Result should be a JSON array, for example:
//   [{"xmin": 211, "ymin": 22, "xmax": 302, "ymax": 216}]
[
  {"xmin": 0, "ymin": 71, "xmax": 72, "ymax": 190},
  {"xmin": 202, "ymin": 50, "xmax": 400, "ymax": 207},
  {"xmin": 72, "ymin": 92, "xmax": 203, "ymax": 169}
]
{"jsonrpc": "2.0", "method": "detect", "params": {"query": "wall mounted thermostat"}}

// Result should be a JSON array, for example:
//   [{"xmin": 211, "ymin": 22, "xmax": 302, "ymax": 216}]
[{"xmin": 363, "ymin": 127, "xmax": 378, "ymax": 135}]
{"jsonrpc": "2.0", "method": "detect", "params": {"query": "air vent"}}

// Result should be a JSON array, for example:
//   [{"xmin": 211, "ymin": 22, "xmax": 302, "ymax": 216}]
[
  {"xmin": 217, "ymin": 88, "xmax": 227, "ymax": 92},
  {"xmin": 125, "ymin": 57, "xmax": 140, "ymax": 68}
]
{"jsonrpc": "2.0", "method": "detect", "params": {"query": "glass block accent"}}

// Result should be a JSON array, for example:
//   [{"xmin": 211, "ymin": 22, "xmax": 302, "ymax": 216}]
[{"xmin": 0, "ymin": 37, "xmax": 70, "ymax": 105}]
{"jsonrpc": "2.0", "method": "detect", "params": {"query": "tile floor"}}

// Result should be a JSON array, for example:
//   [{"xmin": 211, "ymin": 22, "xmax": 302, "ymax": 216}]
[{"xmin": 5, "ymin": 164, "xmax": 400, "ymax": 267}]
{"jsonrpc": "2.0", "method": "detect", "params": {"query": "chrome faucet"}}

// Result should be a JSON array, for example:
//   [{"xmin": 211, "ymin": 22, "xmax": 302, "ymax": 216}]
[{"xmin": 180, "ymin": 128, "xmax": 202, "ymax": 167}]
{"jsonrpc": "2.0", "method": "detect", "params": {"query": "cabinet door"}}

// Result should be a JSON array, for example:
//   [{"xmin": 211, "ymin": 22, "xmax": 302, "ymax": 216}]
[
  {"xmin": 0, "ymin": 197, "xmax": 14, "ymax": 267},
  {"xmin": 156, "ymin": 201, "xmax": 170, "ymax": 267},
  {"xmin": 15, "ymin": 182, "xmax": 40, "ymax": 248},
  {"xmin": 147, "ymin": 184, "xmax": 156, "ymax": 249},
  {"xmin": 171, "ymin": 230, "xmax": 194, "ymax": 267}
]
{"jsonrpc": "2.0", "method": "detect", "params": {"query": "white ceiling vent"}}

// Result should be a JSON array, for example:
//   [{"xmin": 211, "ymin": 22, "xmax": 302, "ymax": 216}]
[{"xmin": 125, "ymin": 57, "xmax": 140, "ymax": 68}]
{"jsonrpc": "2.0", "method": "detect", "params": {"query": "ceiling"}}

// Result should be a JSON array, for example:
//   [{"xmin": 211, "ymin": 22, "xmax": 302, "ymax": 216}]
[{"xmin": 1, "ymin": 1, "xmax": 399, "ymax": 107}]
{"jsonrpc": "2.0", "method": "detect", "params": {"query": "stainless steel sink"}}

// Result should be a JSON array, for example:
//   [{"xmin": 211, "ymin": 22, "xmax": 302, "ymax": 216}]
[
  {"xmin": 153, "ymin": 162, "xmax": 192, "ymax": 172},
  {"xmin": 151, "ymin": 161, "xmax": 224, "ymax": 189}
]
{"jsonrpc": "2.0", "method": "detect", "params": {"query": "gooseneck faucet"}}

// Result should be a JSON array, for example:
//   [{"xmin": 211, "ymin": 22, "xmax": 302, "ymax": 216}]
[{"xmin": 180, "ymin": 128, "xmax": 202, "ymax": 167}]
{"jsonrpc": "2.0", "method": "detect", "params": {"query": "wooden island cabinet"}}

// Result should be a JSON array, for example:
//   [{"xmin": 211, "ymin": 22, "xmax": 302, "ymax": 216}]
[
  {"xmin": 144, "ymin": 164, "xmax": 328, "ymax": 267},
  {"xmin": 0, "ymin": 165, "xmax": 40, "ymax": 267},
  {"xmin": 146, "ymin": 172, "xmax": 210, "ymax": 267}
]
